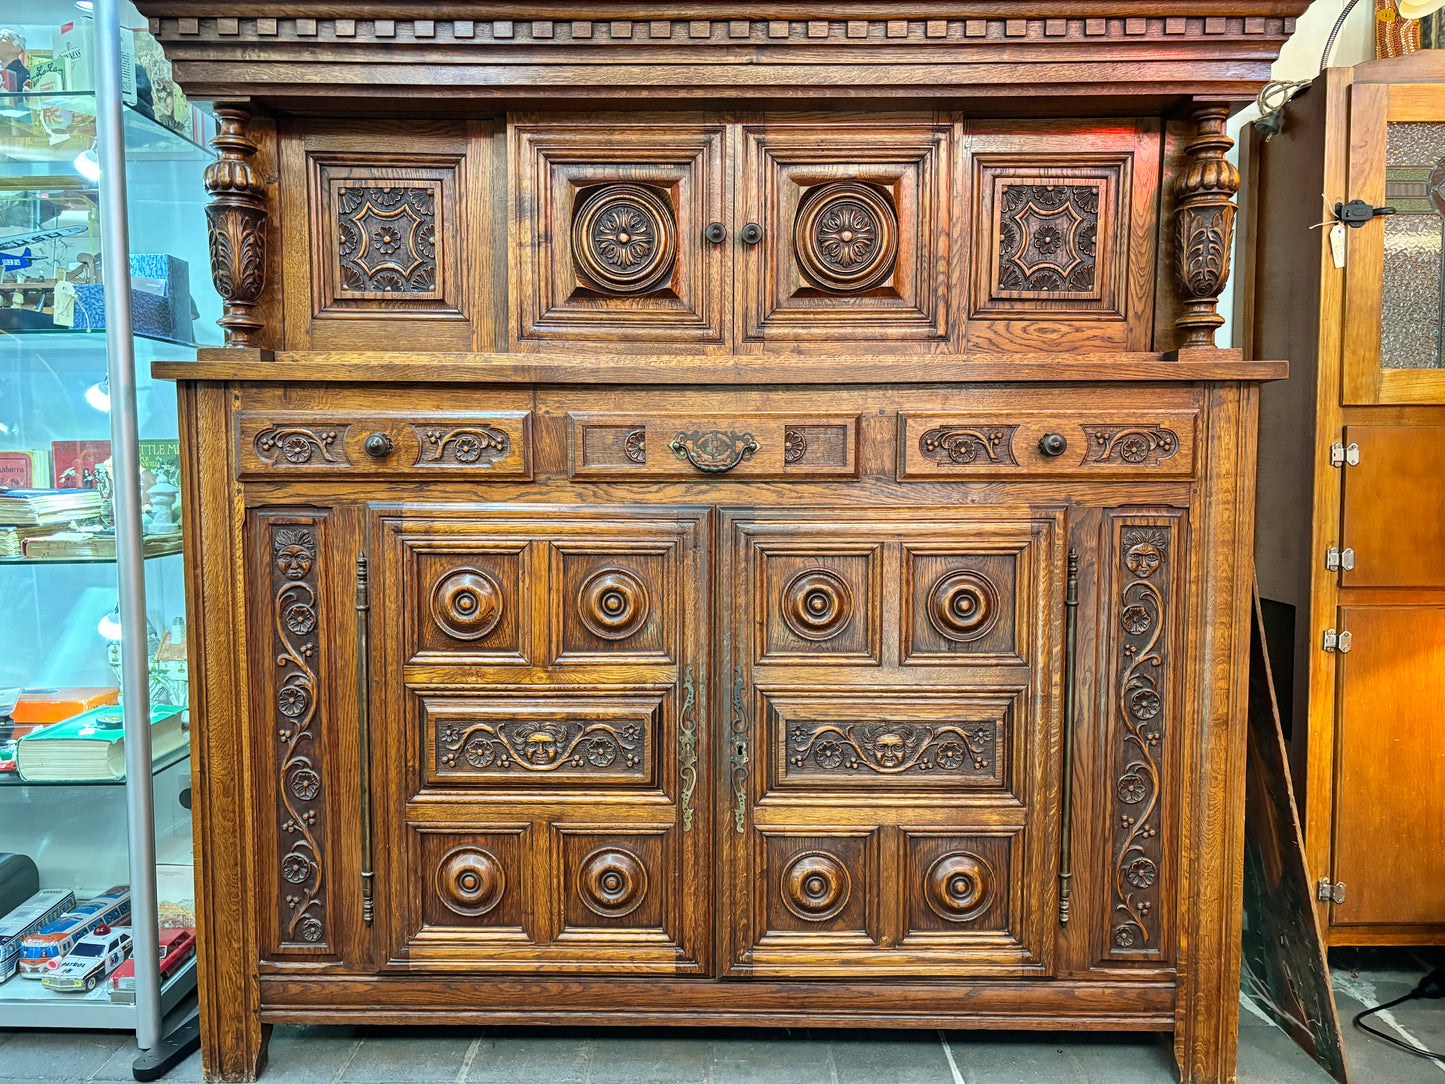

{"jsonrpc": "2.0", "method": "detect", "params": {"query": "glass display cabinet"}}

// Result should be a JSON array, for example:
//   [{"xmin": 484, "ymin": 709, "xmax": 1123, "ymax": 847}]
[{"xmin": 0, "ymin": 1, "xmax": 214, "ymax": 1038}]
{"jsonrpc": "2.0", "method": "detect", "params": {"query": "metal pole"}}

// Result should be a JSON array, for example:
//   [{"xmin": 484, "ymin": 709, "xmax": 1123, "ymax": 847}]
[{"xmin": 95, "ymin": 0, "xmax": 162, "ymax": 1050}]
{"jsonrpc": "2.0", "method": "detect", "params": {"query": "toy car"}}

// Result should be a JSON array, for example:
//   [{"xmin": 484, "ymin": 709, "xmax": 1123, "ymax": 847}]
[
  {"xmin": 18, "ymin": 886, "xmax": 130, "ymax": 978},
  {"xmin": 42, "ymin": 925, "xmax": 131, "ymax": 992},
  {"xmin": 109, "ymin": 927, "xmax": 194, "ymax": 1000},
  {"xmin": 0, "ymin": 888, "xmax": 74, "ymax": 983}
]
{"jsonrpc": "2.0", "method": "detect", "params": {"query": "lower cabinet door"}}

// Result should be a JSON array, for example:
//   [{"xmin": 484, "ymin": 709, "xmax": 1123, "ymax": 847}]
[
  {"xmin": 717, "ymin": 507, "xmax": 1065, "ymax": 978},
  {"xmin": 370, "ymin": 503, "xmax": 711, "ymax": 973}
]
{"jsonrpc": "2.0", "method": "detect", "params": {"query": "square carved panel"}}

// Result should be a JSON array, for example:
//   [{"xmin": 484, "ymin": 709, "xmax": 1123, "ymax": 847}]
[
  {"xmin": 413, "ymin": 548, "xmax": 528, "ymax": 665},
  {"xmin": 740, "ymin": 120, "xmax": 950, "ymax": 348},
  {"xmin": 902, "ymin": 831, "xmax": 1015, "ymax": 939},
  {"xmin": 761, "ymin": 832, "xmax": 875, "ymax": 939},
  {"xmin": 511, "ymin": 121, "xmax": 727, "ymax": 350},
  {"xmin": 418, "ymin": 827, "xmax": 530, "ymax": 935},
  {"xmin": 554, "ymin": 828, "xmax": 671, "ymax": 934},
  {"xmin": 903, "ymin": 549, "xmax": 1021, "ymax": 664},
  {"xmin": 756, "ymin": 545, "xmax": 882, "ymax": 664},
  {"xmin": 551, "ymin": 542, "xmax": 677, "ymax": 664}
]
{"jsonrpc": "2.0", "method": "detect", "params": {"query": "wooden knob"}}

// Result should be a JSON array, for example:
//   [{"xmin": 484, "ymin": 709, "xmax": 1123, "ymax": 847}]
[
  {"xmin": 704, "ymin": 221, "xmax": 727, "ymax": 244},
  {"xmin": 740, "ymin": 222, "xmax": 763, "ymax": 245},
  {"xmin": 1038, "ymin": 433, "xmax": 1068, "ymax": 457},
  {"xmin": 363, "ymin": 432, "xmax": 394, "ymax": 458}
]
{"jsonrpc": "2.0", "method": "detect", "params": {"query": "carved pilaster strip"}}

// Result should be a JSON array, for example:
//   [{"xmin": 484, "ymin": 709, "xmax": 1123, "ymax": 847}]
[
  {"xmin": 270, "ymin": 518, "xmax": 328, "ymax": 950},
  {"xmin": 1173, "ymin": 106, "xmax": 1238, "ymax": 349},
  {"xmin": 204, "ymin": 107, "xmax": 267, "ymax": 347}
]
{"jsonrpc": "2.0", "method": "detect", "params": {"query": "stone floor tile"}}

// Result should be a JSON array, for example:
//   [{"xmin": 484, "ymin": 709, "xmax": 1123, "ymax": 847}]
[
  {"xmin": 1235, "ymin": 1023, "xmax": 1338, "ymax": 1083},
  {"xmin": 946, "ymin": 1031, "xmax": 1173, "ymax": 1084},
  {"xmin": 259, "ymin": 1025, "xmax": 367, "ymax": 1084},
  {"xmin": 0, "ymin": 1029, "xmax": 129, "ymax": 1081},
  {"xmin": 585, "ymin": 1031, "xmax": 712, "ymax": 1084},
  {"xmin": 464, "ymin": 1033, "xmax": 592, "ymax": 1083},
  {"xmin": 711, "ymin": 1033, "xmax": 835, "ymax": 1084},
  {"xmin": 341, "ymin": 1027, "xmax": 482, "ymax": 1083}
]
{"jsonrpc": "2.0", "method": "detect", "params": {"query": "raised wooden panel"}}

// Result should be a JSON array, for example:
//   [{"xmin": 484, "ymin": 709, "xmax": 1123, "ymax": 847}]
[
  {"xmin": 412, "ymin": 547, "xmax": 528, "ymax": 665},
  {"xmin": 422, "ymin": 692, "xmax": 661, "ymax": 788},
  {"xmin": 898, "ymin": 410, "xmax": 1197, "ymax": 480},
  {"xmin": 510, "ymin": 119, "xmax": 728, "ymax": 350},
  {"xmin": 1340, "ymin": 425, "xmax": 1445, "ymax": 588},
  {"xmin": 551, "ymin": 542, "xmax": 677, "ymax": 664},
  {"xmin": 903, "ymin": 831, "xmax": 1015, "ymax": 938},
  {"xmin": 235, "ymin": 411, "xmax": 533, "ymax": 479},
  {"xmin": 903, "ymin": 549, "xmax": 1021, "ymax": 664},
  {"xmin": 739, "ymin": 119, "xmax": 950, "ymax": 349},
  {"xmin": 555, "ymin": 828, "xmax": 673, "ymax": 936},
  {"xmin": 279, "ymin": 119, "xmax": 490, "ymax": 350},
  {"xmin": 760, "ymin": 832, "xmax": 876, "ymax": 940},
  {"xmin": 757, "ymin": 545, "xmax": 882, "ymax": 665},
  {"xmin": 417, "ymin": 827, "xmax": 531, "ymax": 937},
  {"xmin": 570, "ymin": 411, "xmax": 859, "ymax": 480},
  {"xmin": 963, "ymin": 120, "xmax": 1161, "ymax": 352}
]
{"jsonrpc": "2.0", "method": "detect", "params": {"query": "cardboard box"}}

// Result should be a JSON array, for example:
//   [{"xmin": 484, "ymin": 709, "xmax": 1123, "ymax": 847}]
[
  {"xmin": 56, "ymin": 18, "xmax": 136, "ymax": 103},
  {"xmin": 73, "ymin": 254, "xmax": 193, "ymax": 343}
]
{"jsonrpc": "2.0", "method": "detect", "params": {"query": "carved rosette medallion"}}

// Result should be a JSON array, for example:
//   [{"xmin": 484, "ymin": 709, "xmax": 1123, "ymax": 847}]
[
  {"xmin": 204, "ymin": 107, "xmax": 267, "ymax": 347},
  {"xmin": 1110, "ymin": 524, "xmax": 1171, "ymax": 955},
  {"xmin": 336, "ymin": 185, "xmax": 437, "ymax": 294},
  {"xmin": 782, "ymin": 852, "xmax": 851, "ymax": 921},
  {"xmin": 254, "ymin": 426, "xmax": 343, "ymax": 466},
  {"xmin": 794, "ymin": 181, "xmax": 899, "ymax": 292},
  {"xmin": 781, "ymin": 568, "xmax": 854, "ymax": 641},
  {"xmin": 919, "ymin": 426, "xmax": 1019, "ymax": 466},
  {"xmin": 927, "ymin": 570, "xmax": 1000, "ymax": 642},
  {"xmin": 578, "ymin": 569, "xmax": 651, "ymax": 640},
  {"xmin": 579, "ymin": 848, "xmax": 649, "ymax": 918},
  {"xmin": 1174, "ymin": 106, "xmax": 1239, "ymax": 348},
  {"xmin": 925, "ymin": 853, "xmax": 994, "ymax": 922},
  {"xmin": 788, "ymin": 720, "xmax": 995, "ymax": 776},
  {"xmin": 271, "ymin": 523, "xmax": 327, "ymax": 948},
  {"xmin": 624, "ymin": 428, "xmax": 647, "ymax": 464},
  {"xmin": 416, "ymin": 426, "xmax": 509, "ymax": 466},
  {"xmin": 573, "ymin": 183, "xmax": 677, "ymax": 294},
  {"xmin": 783, "ymin": 429, "xmax": 807, "ymax": 464},
  {"xmin": 1084, "ymin": 426, "xmax": 1179, "ymax": 466},
  {"xmin": 998, "ymin": 184, "xmax": 1100, "ymax": 293},
  {"xmin": 430, "ymin": 568, "xmax": 503, "ymax": 641},
  {"xmin": 437, "ymin": 717, "xmax": 644, "ymax": 776},
  {"xmin": 436, "ymin": 847, "xmax": 505, "ymax": 917}
]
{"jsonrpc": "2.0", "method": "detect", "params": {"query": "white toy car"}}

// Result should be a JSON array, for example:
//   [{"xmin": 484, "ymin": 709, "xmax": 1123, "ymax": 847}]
[{"xmin": 41, "ymin": 925, "xmax": 132, "ymax": 992}]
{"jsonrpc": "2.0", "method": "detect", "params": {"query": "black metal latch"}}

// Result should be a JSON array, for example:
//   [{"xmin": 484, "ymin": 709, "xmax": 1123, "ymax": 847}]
[{"xmin": 1334, "ymin": 199, "xmax": 1396, "ymax": 228}]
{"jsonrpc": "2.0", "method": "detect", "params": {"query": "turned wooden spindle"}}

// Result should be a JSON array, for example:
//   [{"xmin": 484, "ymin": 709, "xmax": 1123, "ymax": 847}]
[
  {"xmin": 203, "ymin": 106, "xmax": 267, "ymax": 347},
  {"xmin": 1174, "ymin": 105, "xmax": 1239, "ymax": 350}
]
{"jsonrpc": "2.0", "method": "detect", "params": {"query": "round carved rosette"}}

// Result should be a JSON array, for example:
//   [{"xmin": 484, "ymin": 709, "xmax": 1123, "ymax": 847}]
[
  {"xmin": 579, "ymin": 848, "xmax": 649, "ymax": 918},
  {"xmin": 925, "ymin": 853, "xmax": 994, "ymax": 922},
  {"xmin": 437, "ymin": 847, "xmax": 506, "ymax": 917},
  {"xmin": 794, "ymin": 181, "xmax": 899, "ymax": 293},
  {"xmin": 927, "ymin": 570, "xmax": 999, "ymax": 642},
  {"xmin": 431, "ymin": 568, "xmax": 503, "ymax": 641},
  {"xmin": 578, "ymin": 569, "xmax": 651, "ymax": 640},
  {"xmin": 782, "ymin": 569, "xmax": 854, "ymax": 641},
  {"xmin": 781, "ymin": 851, "xmax": 851, "ymax": 921},
  {"xmin": 573, "ymin": 183, "xmax": 677, "ymax": 295}
]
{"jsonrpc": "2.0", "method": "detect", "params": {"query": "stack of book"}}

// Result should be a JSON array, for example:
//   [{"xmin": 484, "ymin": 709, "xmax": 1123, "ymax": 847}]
[
  {"xmin": 0, "ymin": 526, "xmax": 55, "ymax": 558},
  {"xmin": 0, "ymin": 488, "xmax": 105, "ymax": 527},
  {"xmin": 15, "ymin": 705, "xmax": 188, "ymax": 782}
]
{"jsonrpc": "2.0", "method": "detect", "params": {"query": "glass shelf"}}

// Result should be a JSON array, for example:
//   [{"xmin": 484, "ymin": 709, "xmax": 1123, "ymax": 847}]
[
  {"xmin": 0, "ymin": 92, "xmax": 212, "ymax": 165},
  {"xmin": 0, "ymin": 743, "xmax": 189, "ymax": 787},
  {"xmin": 0, "ymin": 542, "xmax": 183, "ymax": 565},
  {"xmin": 0, "ymin": 323, "xmax": 212, "ymax": 349}
]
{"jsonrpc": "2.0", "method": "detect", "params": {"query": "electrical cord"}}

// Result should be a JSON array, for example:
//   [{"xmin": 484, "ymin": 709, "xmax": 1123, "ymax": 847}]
[{"xmin": 1352, "ymin": 967, "xmax": 1445, "ymax": 1062}]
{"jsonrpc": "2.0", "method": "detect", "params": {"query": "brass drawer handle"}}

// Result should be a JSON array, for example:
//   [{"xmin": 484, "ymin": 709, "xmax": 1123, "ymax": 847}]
[{"xmin": 668, "ymin": 430, "xmax": 759, "ymax": 474}]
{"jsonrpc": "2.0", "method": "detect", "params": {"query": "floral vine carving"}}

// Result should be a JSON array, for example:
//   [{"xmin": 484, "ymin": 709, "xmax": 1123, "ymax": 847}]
[
  {"xmin": 437, "ymin": 718, "xmax": 645, "ymax": 776},
  {"xmin": 1111, "ymin": 524, "xmax": 1170, "ymax": 954},
  {"xmin": 1084, "ymin": 426, "xmax": 1179, "ymax": 466},
  {"xmin": 272, "ymin": 524, "xmax": 326, "ymax": 947},
  {"xmin": 254, "ymin": 426, "xmax": 344, "ymax": 466},
  {"xmin": 417, "ymin": 426, "xmax": 509, "ymax": 465},
  {"xmin": 788, "ymin": 720, "xmax": 995, "ymax": 776},
  {"xmin": 918, "ymin": 426, "xmax": 1019, "ymax": 466}
]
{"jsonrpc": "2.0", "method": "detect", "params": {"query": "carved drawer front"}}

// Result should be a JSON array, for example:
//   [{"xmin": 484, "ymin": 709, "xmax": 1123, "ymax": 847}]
[
  {"xmin": 372, "ymin": 506, "xmax": 710, "ymax": 973},
  {"xmin": 718, "ymin": 507, "xmax": 1061, "ymax": 978},
  {"xmin": 964, "ymin": 120, "xmax": 1162, "ymax": 352},
  {"xmin": 898, "ymin": 410, "xmax": 1196, "ymax": 480},
  {"xmin": 739, "ymin": 120, "xmax": 950, "ymax": 348},
  {"xmin": 235, "ymin": 412, "xmax": 532, "ymax": 479},
  {"xmin": 570, "ymin": 412, "xmax": 859, "ymax": 480},
  {"xmin": 511, "ymin": 120, "xmax": 728, "ymax": 350}
]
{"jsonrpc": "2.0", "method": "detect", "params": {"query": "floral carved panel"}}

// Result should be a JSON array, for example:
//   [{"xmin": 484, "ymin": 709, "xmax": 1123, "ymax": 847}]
[
  {"xmin": 336, "ymin": 185, "xmax": 439, "ymax": 296},
  {"xmin": 997, "ymin": 183, "xmax": 1100, "ymax": 294}
]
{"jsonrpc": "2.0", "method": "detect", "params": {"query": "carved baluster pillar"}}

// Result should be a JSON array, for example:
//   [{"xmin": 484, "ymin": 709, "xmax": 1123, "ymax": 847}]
[
  {"xmin": 203, "ymin": 106, "xmax": 267, "ymax": 347},
  {"xmin": 1173, "ymin": 105, "xmax": 1239, "ymax": 349}
]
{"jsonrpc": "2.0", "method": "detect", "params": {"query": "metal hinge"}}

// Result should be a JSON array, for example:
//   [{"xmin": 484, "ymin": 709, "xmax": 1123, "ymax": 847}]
[
  {"xmin": 1316, "ymin": 878, "xmax": 1346, "ymax": 904},
  {"xmin": 1322, "ymin": 628, "xmax": 1352, "ymax": 653},
  {"xmin": 1330, "ymin": 442, "xmax": 1360, "ymax": 467},
  {"xmin": 1325, "ymin": 546, "xmax": 1355, "ymax": 572}
]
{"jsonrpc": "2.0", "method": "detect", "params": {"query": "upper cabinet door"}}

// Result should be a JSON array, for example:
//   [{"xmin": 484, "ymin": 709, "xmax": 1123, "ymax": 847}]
[
  {"xmin": 1343, "ymin": 81, "xmax": 1445, "ymax": 405},
  {"xmin": 737, "ymin": 116, "xmax": 952, "ymax": 351},
  {"xmin": 510, "ymin": 117, "xmax": 731, "ymax": 352},
  {"xmin": 962, "ymin": 120, "xmax": 1161, "ymax": 353}
]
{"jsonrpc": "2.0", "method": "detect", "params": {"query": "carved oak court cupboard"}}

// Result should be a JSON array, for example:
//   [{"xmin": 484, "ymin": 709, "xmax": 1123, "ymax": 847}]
[{"xmin": 138, "ymin": 4, "xmax": 1296, "ymax": 1081}]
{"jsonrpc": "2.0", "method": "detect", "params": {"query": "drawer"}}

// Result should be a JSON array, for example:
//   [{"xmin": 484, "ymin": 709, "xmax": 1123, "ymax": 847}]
[
  {"xmin": 235, "ymin": 412, "xmax": 532, "ymax": 479},
  {"xmin": 897, "ymin": 410, "xmax": 1196, "ymax": 480},
  {"xmin": 570, "ymin": 412, "xmax": 859, "ymax": 481}
]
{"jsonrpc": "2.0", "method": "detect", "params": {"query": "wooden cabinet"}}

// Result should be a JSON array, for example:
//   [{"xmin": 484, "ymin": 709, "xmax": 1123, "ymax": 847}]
[
  {"xmin": 1246, "ymin": 51, "xmax": 1445, "ymax": 945},
  {"xmin": 142, "ymin": 5, "xmax": 1296, "ymax": 1082}
]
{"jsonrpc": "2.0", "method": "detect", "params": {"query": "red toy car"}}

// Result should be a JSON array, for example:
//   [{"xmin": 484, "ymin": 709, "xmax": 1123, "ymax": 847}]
[{"xmin": 108, "ymin": 927, "xmax": 195, "ymax": 1000}]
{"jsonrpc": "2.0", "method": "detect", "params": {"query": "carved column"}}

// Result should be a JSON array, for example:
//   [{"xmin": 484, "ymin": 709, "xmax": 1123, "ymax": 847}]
[
  {"xmin": 1173, "ymin": 105, "xmax": 1239, "ymax": 349},
  {"xmin": 203, "ymin": 106, "xmax": 267, "ymax": 347}
]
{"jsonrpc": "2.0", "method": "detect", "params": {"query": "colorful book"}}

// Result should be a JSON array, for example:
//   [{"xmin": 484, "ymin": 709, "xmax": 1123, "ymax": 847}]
[
  {"xmin": 0, "ymin": 451, "xmax": 51, "ymax": 490},
  {"xmin": 16, "ymin": 705, "xmax": 187, "ymax": 782},
  {"xmin": 50, "ymin": 441, "xmax": 110, "ymax": 490},
  {"xmin": 9, "ymin": 687, "xmax": 119, "ymax": 725}
]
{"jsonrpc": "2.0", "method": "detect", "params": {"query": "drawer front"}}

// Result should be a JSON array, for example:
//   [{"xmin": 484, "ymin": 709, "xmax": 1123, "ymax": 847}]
[
  {"xmin": 570, "ymin": 412, "xmax": 859, "ymax": 481},
  {"xmin": 235, "ymin": 412, "xmax": 532, "ymax": 479},
  {"xmin": 898, "ymin": 410, "xmax": 1196, "ymax": 480}
]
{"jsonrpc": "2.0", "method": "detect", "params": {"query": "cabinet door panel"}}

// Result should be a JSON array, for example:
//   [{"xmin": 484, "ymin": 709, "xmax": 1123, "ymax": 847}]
[
  {"xmin": 1341, "ymin": 425, "xmax": 1445, "ymax": 588},
  {"xmin": 718, "ymin": 507, "xmax": 1063, "ymax": 978},
  {"xmin": 372, "ymin": 505, "xmax": 710, "ymax": 973}
]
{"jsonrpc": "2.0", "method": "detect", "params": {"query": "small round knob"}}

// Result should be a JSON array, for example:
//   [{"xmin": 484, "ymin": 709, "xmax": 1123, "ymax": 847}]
[
  {"xmin": 363, "ymin": 432, "xmax": 394, "ymax": 458},
  {"xmin": 704, "ymin": 222, "xmax": 727, "ymax": 244},
  {"xmin": 1037, "ymin": 433, "xmax": 1068, "ymax": 458},
  {"xmin": 740, "ymin": 222, "xmax": 763, "ymax": 245}
]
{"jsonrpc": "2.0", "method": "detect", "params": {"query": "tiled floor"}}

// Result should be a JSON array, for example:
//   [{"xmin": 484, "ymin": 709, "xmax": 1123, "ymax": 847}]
[{"xmin": 2, "ymin": 952, "xmax": 1442, "ymax": 1082}]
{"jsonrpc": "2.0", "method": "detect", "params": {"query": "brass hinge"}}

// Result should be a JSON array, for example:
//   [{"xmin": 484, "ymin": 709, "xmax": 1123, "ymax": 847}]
[
  {"xmin": 1325, "ymin": 546, "xmax": 1355, "ymax": 572},
  {"xmin": 1330, "ymin": 441, "xmax": 1360, "ymax": 468},
  {"xmin": 1316, "ymin": 878, "xmax": 1346, "ymax": 904},
  {"xmin": 1322, "ymin": 628, "xmax": 1352, "ymax": 653}
]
